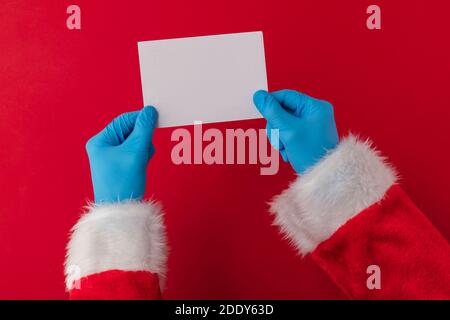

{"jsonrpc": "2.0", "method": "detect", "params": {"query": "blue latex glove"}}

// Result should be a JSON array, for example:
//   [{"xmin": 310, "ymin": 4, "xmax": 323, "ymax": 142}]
[
  {"xmin": 86, "ymin": 106, "xmax": 158, "ymax": 203},
  {"xmin": 253, "ymin": 89, "xmax": 339, "ymax": 174}
]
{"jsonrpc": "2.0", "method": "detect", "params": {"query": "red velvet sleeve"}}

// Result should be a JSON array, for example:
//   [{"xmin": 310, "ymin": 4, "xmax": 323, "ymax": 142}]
[
  {"xmin": 312, "ymin": 185, "xmax": 450, "ymax": 299},
  {"xmin": 69, "ymin": 270, "xmax": 162, "ymax": 300},
  {"xmin": 65, "ymin": 201, "xmax": 167, "ymax": 300},
  {"xmin": 270, "ymin": 135, "xmax": 450, "ymax": 299}
]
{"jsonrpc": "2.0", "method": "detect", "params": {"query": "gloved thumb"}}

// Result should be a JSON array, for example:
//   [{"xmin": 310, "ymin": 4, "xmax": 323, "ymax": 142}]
[
  {"xmin": 127, "ymin": 106, "xmax": 158, "ymax": 147},
  {"xmin": 253, "ymin": 90, "xmax": 295, "ymax": 129}
]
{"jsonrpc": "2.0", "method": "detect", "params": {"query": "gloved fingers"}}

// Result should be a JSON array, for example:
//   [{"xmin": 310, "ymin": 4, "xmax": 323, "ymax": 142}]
[
  {"xmin": 106, "ymin": 111, "xmax": 140, "ymax": 145},
  {"xmin": 271, "ymin": 89, "xmax": 310, "ymax": 117},
  {"xmin": 126, "ymin": 106, "xmax": 158, "ymax": 148},
  {"xmin": 266, "ymin": 122, "xmax": 289, "ymax": 162},
  {"xmin": 280, "ymin": 148, "xmax": 288, "ymax": 162},
  {"xmin": 149, "ymin": 142, "xmax": 156, "ymax": 159},
  {"xmin": 253, "ymin": 90, "xmax": 295, "ymax": 129},
  {"xmin": 266, "ymin": 122, "xmax": 278, "ymax": 150},
  {"xmin": 88, "ymin": 111, "xmax": 139, "ymax": 147},
  {"xmin": 312, "ymin": 99, "xmax": 335, "ymax": 117},
  {"xmin": 266, "ymin": 122, "xmax": 283, "ymax": 151},
  {"xmin": 272, "ymin": 89, "xmax": 334, "ymax": 118}
]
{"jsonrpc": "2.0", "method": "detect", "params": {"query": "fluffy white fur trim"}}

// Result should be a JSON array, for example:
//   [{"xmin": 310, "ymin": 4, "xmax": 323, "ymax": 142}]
[
  {"xmin": 271, "ymin": 134, "xmax": 398, "ymax": 256},
  {"xmin": 64, "ymin": 201, "xmax": 167, "ymax": 290}
]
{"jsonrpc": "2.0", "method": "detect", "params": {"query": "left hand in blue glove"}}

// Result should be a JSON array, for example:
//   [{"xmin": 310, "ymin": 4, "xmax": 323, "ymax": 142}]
[
  {"xmin": 85, "ymin": 106, "xmax": 158, "ymax": 203},
  {"xmin": 253, "ymin": 89, "xmax": 339, "ymax": 174}
]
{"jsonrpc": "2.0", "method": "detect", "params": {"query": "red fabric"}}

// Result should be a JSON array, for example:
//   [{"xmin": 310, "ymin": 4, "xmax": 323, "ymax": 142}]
[
  {"xmin": 312, "ymin": 185, "xmax": 450, "ymax": 299},
  {"xmin": 68, "ymin": 185, "xmax": 450, "ymax": 300},
  {"xmin": 2, "ymin": 1, "xmax": 450, "ymax": 299},
  {"xmin": 69, "ymin": 270, "xmax": 161, "ymax": 300}
]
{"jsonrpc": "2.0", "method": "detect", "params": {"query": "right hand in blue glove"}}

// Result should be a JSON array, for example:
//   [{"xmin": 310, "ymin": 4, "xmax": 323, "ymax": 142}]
[
  {"xmin": 86, "ymin": 106, "xmax": 158, "ymax": 203},
  {"xmin": 253, "ymin": 89, "xmax": 339, "ymax": 174}
]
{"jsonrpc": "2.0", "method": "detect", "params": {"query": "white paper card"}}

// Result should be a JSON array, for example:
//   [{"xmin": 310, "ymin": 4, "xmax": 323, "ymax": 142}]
[{"xmin": 138, "ymin": 31, "xmax": 267, "ymax": 127}]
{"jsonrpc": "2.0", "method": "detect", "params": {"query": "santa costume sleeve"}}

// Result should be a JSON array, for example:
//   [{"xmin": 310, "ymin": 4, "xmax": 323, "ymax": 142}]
[
  {"xmin": 64, "ymin": 201, "xmax": 167, "ymax": 300},
  {"xmin": 271, "ymin": 134, "xmax": 450, "ymax": 299}
]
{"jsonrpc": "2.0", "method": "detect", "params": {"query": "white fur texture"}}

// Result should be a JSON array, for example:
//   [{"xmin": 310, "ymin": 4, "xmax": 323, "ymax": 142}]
[
  {"xmin": 65, "ymin": 201, "xmax": 167, "ymax": 290},
  {"xmin": 271, "ymin": 134, "xmax": 397, "ymax": 256}
]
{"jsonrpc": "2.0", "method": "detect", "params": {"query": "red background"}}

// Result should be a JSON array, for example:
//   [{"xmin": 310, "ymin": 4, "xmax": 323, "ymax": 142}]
[{"xmin": 1, "ymin": 0, "xmax": 449, "ymax": 299}]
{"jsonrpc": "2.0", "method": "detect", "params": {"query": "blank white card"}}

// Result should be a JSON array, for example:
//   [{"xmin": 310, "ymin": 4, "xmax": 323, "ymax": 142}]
[{"xmin": 138, "ymin": 31, "xmax": 268, "ymax": 127}]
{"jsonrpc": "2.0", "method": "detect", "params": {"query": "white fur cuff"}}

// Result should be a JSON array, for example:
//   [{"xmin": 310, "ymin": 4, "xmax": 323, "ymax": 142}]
[
  {"xmin": 64, "ymin": 201, "xmax": 167, "ymax": 290},
  {"xmin": 270, "ymin": 134, "xmax": 397, "ymax": 256}
]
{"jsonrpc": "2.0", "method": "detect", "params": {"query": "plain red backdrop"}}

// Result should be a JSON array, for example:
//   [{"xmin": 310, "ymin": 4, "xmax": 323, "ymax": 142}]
[{"xmin": 0, "ymin": 0, "xmax": 449, "ymax": 299}]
